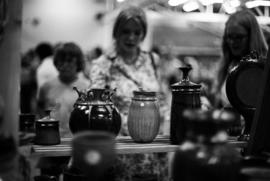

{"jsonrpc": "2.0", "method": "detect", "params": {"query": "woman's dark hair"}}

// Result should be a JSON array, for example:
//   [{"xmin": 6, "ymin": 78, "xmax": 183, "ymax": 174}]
[
  {"xmin": 35, "ymin": 42, "xmax": 53, "ymax": 60},
  {"xmin": 53, "ymin": 42, "xmax": 84, "ymax": 72},
  {"xmin": 113, "ymin": 6, "xmax": 147, "ymax": 41}
]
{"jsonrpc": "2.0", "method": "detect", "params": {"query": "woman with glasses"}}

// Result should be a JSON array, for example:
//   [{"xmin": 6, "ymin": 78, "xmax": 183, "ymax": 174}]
[{"xmin": 212, "ymin": 9, "xmax": 268, "ymax": 107}]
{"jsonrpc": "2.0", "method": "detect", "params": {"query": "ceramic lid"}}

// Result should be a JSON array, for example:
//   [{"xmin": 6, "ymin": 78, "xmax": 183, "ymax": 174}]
[
  {"xmin": 133, "ymin": 90, "xmax": 156, "ymax": 97},
  {"xmin": 171, "ymin": 66, "xmax": 201, "ymax": 91},
  {"xmin": 37, "ymin": 110, "xmax": 58, "ymax": 123},
  {"xmin": 132, "ymin": 89, "xmax": 157, "ymax": 101}
]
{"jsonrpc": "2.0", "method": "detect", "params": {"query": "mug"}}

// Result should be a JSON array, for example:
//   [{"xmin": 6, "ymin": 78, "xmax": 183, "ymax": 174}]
[{"xmin": 71, "ymin": 131, "xmax": 116, "ymax": 181}]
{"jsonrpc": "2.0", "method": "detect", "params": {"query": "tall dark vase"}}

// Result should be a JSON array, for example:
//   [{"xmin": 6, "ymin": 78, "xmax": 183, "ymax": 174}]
[
  {"xmin": 172, "ymin": 109, "xmax": 242, "ymax": 181},
  {"xmin": 69, "ymin": 87, "xmax": 121, "ymax": 136},
  {"xmin": 170, "ymin": 66, "xmax": 201, "ymax": 144}
]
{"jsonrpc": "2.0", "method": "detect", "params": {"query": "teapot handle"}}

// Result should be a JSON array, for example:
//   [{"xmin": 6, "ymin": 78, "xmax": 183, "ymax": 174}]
[
  {"xmin": 73, "ymin": 87, "xmax": 80, "ymax": 96},
  {"xmin": 73, "ymin": 87, "xmax": 87, "ymax": 101}
]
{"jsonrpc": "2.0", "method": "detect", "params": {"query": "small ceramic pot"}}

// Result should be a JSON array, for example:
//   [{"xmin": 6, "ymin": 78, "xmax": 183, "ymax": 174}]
[
  {"xmin": 71, "ymin": 131, "xmax": 115, "ymax": 181},
  {"xmin": 34, "ymin": 112, "xmax": 60, "ymax": 145}
]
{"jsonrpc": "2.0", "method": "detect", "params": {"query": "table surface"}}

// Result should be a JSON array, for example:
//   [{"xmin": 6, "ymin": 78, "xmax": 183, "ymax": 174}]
[{"xmin": 29, "ymin": 135, "xmax": 247, "ymax": 157}]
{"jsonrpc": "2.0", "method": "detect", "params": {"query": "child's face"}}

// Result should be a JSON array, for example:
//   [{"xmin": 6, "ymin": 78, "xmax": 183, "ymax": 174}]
[{"xmin": 56, "ymin": 57, "xmax": 78, "ymax": 79}]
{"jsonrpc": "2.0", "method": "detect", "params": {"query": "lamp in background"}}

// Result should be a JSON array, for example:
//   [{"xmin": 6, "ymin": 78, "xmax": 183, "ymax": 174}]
[
  {"xmin": 246, "ymin": 0, "xmax": 270, "ymax": 8},
  {"xmin": 183, "ymin": 1, "xmax": 200, "ymax": 12},
  {"xmin": 168, "ymin": 0, "xmax": 189, "ymax": 7}
]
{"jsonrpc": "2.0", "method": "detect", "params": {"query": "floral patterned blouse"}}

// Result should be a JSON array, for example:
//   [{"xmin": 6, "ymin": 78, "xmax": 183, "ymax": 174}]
[
  {"xmin": 89, "ymin": 49, "xmax": 163, "ymax": 135},
  {"xmin": 89, "ymin": 49, "xmax": 170, "ymax": 181}
]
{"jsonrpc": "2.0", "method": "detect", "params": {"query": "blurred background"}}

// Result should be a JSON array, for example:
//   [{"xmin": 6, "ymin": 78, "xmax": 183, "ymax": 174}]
[
  {"xmin": 22, "ymin": 0, "xmax": 270, "ymax": 52},
  {"xmin": 20, "ymin": 0, "xmax": 270, "ymax": 107}
]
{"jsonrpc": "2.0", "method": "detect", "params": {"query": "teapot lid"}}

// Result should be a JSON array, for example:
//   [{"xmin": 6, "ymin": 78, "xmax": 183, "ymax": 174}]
[
  {"xmin": 171, "ymin": 66, "xmax": 201, "ymax": 91},
  {"xmin": 132, "ymin": 89, "xmax": 157, "ymax": 101},
  {"xmin": 73, "ymin": 86, "xmax": 116, "ymax": 104},
  {"xmin": 37, "ymin": 110, "xmax": 58, "ymax": 122}
]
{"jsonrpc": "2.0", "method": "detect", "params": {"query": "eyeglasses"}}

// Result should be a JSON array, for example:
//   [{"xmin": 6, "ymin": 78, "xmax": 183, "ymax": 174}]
[{"xmin": 226, "ymin": 34, "xmax": 248, "ymax": 42}]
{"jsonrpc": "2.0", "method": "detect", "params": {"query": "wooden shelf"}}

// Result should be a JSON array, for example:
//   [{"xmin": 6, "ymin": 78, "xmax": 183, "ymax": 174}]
[{"xmin": 29, "ymin": 135, "xmax": 247, "ymax": 158}]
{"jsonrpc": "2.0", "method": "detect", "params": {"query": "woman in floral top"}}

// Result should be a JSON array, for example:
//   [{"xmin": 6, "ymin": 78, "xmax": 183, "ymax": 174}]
[
  {"xmin": 90, "ymin": 7, "xmax": 169, "ymax": 136},
  {"xmin": 89, "ymin": 6, "xmax": 169, "ymax": 181}
]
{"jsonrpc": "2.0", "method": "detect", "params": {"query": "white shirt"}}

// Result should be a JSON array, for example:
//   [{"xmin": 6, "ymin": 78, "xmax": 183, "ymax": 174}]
[
  {"xmin": 36, "ymin": 56, "xmax": 59, "ymax": 91},
  {"xmin": 38, "ymin": 76, "xmax": 90, "ymax": 137}
]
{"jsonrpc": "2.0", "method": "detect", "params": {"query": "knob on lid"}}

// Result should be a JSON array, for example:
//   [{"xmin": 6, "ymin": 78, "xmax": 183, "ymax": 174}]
[{"xmin": 171, "ymin": 66, "xmax": 201, "ymax": 91}]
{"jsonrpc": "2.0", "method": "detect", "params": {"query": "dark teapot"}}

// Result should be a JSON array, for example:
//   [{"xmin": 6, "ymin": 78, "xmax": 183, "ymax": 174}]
[
  {"xmin": 69, "ymin": 87, "xmax": 122, "ymax": 136},
  {"xmin": 170, "ymin": 66, "xmax": 202, "ymax": 144}
]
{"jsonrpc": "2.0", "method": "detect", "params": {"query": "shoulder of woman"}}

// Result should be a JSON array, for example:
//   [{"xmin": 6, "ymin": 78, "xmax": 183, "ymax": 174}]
[
  {"xmin": 140, "ymin": 50, "xmax": 160, "ymax": 62},
  {"xmin": 148, "ymin": 51, "xmax": 161, "ymax": 68},
  {"xmin": 90, "ymin": 55, "xmax": 112, "ymax": 69},
  {"xmin": 92, "ymin": 54, "xmax": 109, "ymax": 64},
  {"xmin": 74, "ymin": 79, "xmax": 90, "ymax": 90}
]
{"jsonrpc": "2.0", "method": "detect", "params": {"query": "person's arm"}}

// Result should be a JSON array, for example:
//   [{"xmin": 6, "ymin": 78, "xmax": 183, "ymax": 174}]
[
  {"xmin": 211, "ymin": 58, "xmax": 230, "ymax": 106},
  {"xmin": 214, "ymin": 58, "xmax": 230, "ymax": 93}
]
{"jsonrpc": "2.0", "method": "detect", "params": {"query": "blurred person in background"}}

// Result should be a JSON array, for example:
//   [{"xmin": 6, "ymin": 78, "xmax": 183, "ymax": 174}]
[
  {"xmin": 35, "ymin": 42, "xmax": 58, "ymax": 91},
  {"xmin": 20, "ymin": 49, "xmax": 40, "ymax": 113},
  {"xmin": 90, "ymin": 6, "xmax": 170, "ymax": 136},
  {"xmin": 36, "ymin": 42, "xmax": 90, "ymax": 179},
  {"xmin": 84, "ymin": 46, "xmax": 103, "ymax": 79},
  {"xmin": 211, "ymin": 9, "xmax": 268, "ymax": 107},
  {"xmin": 37, "ymin": 42, "xmax": 90, "ymax": 138},
  {"xmin": 151, "ymin": 45, "xmax": 182, "ymax": 89},
  {"xmin": 89, "ymin": 6, "xmax": 170, "ymax": 181}
]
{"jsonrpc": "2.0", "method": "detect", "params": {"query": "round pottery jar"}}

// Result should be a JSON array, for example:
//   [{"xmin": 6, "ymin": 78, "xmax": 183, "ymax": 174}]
[
  {"xmin": 34, "ymin": 110, "xmax": 60, "ymax": 145},
  {"xmin": 127, "ymin": 90, "xmax": 160, "ymax": 143},
  {"xmin": 69, "ymin": 87, "xmax": 121, "ymax": 136}
]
